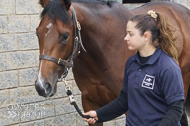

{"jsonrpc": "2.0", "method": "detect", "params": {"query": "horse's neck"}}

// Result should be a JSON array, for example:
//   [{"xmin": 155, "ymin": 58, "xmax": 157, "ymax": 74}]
[
  {"xmin": 72, "ymin": 3, "xmax": 135, "ymax": 94},
  {"xmin": 73, "ymin": 3, "xmax": 133, "ymax": 63},
  {"xmin": 73, "ymin": 3, "xmax": 112, "ymax": 62}
]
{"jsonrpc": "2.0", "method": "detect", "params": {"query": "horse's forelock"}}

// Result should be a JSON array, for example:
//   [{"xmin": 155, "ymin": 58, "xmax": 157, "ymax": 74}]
[
  {"xmin": 41, "ymin": 0, "xmax": 72, "ymax": 24},
  {"xmin": 39, "ymin": 0, "xmax": 51, "ymax": 8},
  {"xmin": 62, "ymin": 0, "xmax": 71, "ymax": 10}
]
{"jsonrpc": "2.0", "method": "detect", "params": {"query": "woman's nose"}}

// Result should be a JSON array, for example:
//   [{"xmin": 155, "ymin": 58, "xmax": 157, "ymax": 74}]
[{"xmin": 124, "ymin": 34, "xmax": 129, "ymax": 41}]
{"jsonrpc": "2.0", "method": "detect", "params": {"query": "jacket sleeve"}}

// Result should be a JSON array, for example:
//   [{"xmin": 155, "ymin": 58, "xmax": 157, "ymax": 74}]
[
  {"xmin": 96, "ymin": 90, "xmax": 128, "ymax": 123},
  {"xmin": 157, "ymin": 100, "xmax": 184, "ymax": 126}
]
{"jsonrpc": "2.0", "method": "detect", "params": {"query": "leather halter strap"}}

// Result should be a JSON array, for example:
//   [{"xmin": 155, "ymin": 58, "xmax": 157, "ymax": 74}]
[{"xmin": 39, "ymin": 55, "xmax": 73, "ymax": 67}]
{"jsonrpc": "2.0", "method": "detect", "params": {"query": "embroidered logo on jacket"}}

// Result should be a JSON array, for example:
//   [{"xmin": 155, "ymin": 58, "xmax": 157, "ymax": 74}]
[{"xmin": 141, "ymin": 74, "xmax": 155, "ymax": 89}]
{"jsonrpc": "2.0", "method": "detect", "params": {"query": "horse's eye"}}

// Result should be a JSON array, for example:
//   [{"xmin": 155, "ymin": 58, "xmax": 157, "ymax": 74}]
[{"xmin": 60, "ymin": 33, "xmax": 70, "ymax": 42}]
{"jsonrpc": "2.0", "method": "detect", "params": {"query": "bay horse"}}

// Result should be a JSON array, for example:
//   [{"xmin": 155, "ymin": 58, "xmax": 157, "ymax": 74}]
[{"xmin": 35, "ymin": 0, "xmax": 190, "ymax": 125}]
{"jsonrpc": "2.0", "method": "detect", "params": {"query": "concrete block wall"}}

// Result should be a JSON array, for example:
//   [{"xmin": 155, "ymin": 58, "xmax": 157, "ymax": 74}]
[
  {"xmin": 0, "ymin": 0, "xmax": 189, "ymax": 126},
  {"xmin": 174, "ymin": 0, "xmax": 190, "ymax": 8}
]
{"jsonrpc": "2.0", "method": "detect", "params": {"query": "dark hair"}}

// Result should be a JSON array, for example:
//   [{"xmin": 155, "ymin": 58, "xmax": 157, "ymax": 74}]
[
  {"xmin": 41, "ymin": 0, "xmax": 116, "ymax": 24},
  {"xmin": 41, "ymin": 0, "xmax": 72, "ymax": 24},
  {"xmin": 129, "ymin": 12, "xmax": 178, "ymax": 63}
]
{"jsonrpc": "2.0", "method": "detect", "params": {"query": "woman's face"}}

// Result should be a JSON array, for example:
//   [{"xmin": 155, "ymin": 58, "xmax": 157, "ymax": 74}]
[{"xmin": 124, "ymin": 21, "xmax": 145, "ymax": 51}]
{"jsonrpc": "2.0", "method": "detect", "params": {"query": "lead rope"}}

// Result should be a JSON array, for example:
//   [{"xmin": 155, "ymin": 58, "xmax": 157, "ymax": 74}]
[{"xmin": 63, "ymin": 79, "xmax": 99, "ymax": 126}]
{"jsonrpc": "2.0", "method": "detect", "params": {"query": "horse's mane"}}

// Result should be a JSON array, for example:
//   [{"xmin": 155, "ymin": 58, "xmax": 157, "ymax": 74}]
[
  {"xmin": 71, "ymin": 0, "xmax": 116, "ymax": 6},
  {"xmin": 41, "ymin": 0, "xmax": 116, "ymax": 24}
]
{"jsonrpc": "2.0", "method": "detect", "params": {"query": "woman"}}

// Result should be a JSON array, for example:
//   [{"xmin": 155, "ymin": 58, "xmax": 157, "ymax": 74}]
[{"xmin": 82, "ymin": 10, "xmax": 184, "ymax": 126}]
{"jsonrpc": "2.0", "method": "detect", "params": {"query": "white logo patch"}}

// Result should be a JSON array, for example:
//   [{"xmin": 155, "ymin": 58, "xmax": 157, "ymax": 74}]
[{"xmin": 141, "ymin": 74, "xmax": 155, "ymax": 90}]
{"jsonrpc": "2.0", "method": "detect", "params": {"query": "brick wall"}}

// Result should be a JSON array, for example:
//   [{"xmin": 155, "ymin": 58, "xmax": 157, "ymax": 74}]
[{"xmin": 0, "ymin": 0, "xmax": 189, "ymax": 126}]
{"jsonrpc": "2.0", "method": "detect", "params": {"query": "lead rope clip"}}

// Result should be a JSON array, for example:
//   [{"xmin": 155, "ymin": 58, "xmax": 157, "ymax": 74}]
[
  {"xmin": 63, "ymin": 78, "xmax": 99, "ymax": 126},
  {"xmin": 63, "ymin": 79, "xmax": 75, "ymax": 103}
]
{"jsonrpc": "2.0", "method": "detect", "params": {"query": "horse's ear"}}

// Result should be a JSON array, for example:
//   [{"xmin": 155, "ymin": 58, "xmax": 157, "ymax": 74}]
[
  {"xmin": 39, "ymin": 0, "xmax": 50, "ymax": 8},
  {"xmin": 61, "ymin": 0, "xmax": 71, "ymax": 10}
]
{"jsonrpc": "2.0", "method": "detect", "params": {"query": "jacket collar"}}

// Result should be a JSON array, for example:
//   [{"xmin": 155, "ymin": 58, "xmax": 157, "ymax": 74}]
[{"xmin": 133, "ymin": 47, "xmax": 162, "ymax": 65}]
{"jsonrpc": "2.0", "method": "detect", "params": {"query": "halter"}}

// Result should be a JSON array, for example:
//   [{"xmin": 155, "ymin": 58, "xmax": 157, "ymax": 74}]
[{"xmin": 39, "ymin": 6, "xmax": 86, "ymax": 81}]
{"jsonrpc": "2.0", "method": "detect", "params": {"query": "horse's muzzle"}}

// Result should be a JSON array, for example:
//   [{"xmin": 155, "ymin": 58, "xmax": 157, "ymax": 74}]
[{"xmin": 35, "ymin": 80, "xmax": 53, "ymax": 97}]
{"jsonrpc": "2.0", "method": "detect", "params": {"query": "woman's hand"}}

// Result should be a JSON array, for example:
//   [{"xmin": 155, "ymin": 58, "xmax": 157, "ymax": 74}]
[{"xmin": 82, "ymin": 110, "xmax": 98, "ymax": 124}]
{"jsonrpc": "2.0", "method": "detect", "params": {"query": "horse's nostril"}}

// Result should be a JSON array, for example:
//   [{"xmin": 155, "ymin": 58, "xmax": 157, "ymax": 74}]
[
  {"xmin": 45, "ymin": 83, "xmax": 52, "ymax": 95},
  {"xmin": 35, "ymin": 81, "xmax": 52, "ymax": 97}
]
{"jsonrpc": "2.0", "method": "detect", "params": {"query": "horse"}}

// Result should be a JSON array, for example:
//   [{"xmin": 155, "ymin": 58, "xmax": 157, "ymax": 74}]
[{"xmin": 35, "ymin": 0, "xmax": 190, "ymax": 125}]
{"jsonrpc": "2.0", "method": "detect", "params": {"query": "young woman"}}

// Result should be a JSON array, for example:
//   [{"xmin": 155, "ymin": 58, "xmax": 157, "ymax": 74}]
[{"xmin": 82, "ymin": 10, "xmax": 184, "ymax": 126}]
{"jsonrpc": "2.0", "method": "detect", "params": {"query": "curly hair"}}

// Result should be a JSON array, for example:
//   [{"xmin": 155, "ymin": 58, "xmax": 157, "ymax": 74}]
[{"xmin": 129, "ymin": 12, "xmax": 178, "ymax": 64}]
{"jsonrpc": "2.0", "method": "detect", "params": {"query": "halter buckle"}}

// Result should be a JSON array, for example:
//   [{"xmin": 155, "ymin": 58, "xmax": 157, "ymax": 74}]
[
  {"xmin": 58, "ymin": 58, "xmax": 61, "ymax": 64},
  {"xmin": 77, "ymin": 22, "xmax": 81, "ymax": 31},
  {"xmin": 75, "ymin": 37, "xmax": 79, "ymax": 41}
]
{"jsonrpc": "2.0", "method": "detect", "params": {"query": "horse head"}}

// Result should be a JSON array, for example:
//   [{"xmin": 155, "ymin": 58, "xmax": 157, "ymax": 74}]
[{"xmin": 35, "ymin": 0, "xmax": 78, "ymax": 97}]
